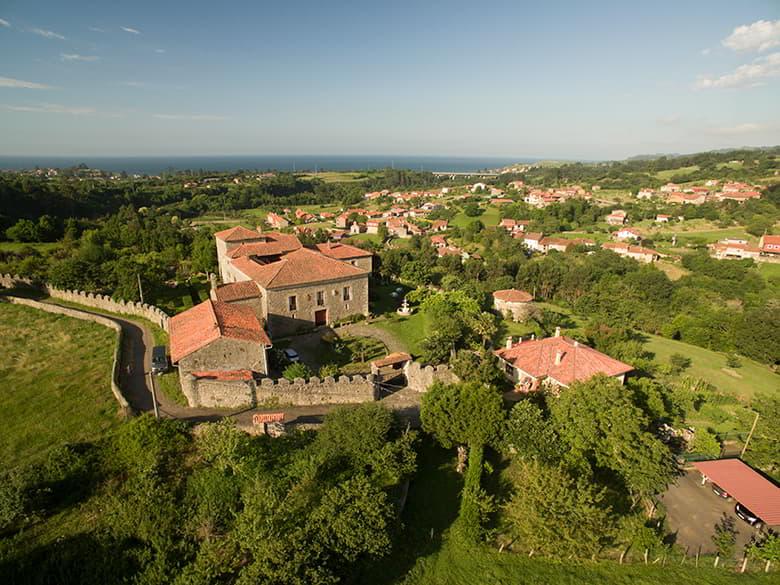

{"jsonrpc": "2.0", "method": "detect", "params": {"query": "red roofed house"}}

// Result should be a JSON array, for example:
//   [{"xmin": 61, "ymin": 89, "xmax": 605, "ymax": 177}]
[
  {"xmin": 431, "ymin": 219, "xmax": 449, "ymax": 232},
  {"xmin": 540, "ymin": 237, "xmax": 573, "ymax": 253},
  {"xmin": 494, "ymin": 330, "xmax": 633, "ymax": 392},
  {"xmin": 614, "ymin": 227, "xmax": 642, "ymax": 241},
  {"xmin": 215, "ymin": 226, "xmax": 371, "ymax": 337},
  {"xmin": 760, "ymin": 234, "xmax": 780, "ymax": 256},
  {"xmin": 602, "ymin": 242, "xmax": 660, "ymax": 263},
  {"xmin": 710, "ymin": 239, "xmax": 761, "ymax": 261},
  {"xmin": 493, "ymin": 289, "xmax": 534, "ymax": 322},
  {"xmin": 606, "ymin": 210, "xmax": 627, "ymax": 225},
  {"xmin": 523, "ymin": 232, "xmax": 545, "ymax": 252},
  {"xmin": 430, "ymin": 235, "xmax": 447, "ymax": 248},
  {"xmin": 169, "ymin": 299, "xmax": 272, "ymax": 407},
  {"xmin": 266, "ymin": 212, "xmax": 289, "ymax": 229}
]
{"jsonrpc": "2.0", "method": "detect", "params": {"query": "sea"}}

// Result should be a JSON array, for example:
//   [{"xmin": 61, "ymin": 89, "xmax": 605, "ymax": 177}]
[{"xmin": 0, "ymin": 155, "xmax": 536, "ymax": 175}]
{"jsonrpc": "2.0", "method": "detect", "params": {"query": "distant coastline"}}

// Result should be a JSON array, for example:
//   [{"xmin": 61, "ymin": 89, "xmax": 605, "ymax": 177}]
[{"xmin": 0, "ymin": 154, "xmax": 540, "ymax": 175}]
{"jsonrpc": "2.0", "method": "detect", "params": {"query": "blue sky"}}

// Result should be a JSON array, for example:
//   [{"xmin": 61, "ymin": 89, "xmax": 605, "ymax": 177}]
[{"xmin": 1, "ymin": 0, "xmax": 779, "ymax": 159}]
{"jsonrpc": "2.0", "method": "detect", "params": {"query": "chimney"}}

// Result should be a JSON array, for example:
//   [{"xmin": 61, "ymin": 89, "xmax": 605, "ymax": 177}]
[
  {"xmin": 531, "ymin": 333, "xmax": 536, "ymax": 340},
  {"xmin": 554, "ymin": 326, "xmax": 561, "ymax": 337},
  {"xmin": 209, "ymin": 272, "xmax": 217, "ymax": 292},
  {"xmin": 506, "ymin": 336, "xmax": 513, "ymax": 350},
  {"xmin": 555, "ymin": 350, "xmax": 565, "ymax": 365}
]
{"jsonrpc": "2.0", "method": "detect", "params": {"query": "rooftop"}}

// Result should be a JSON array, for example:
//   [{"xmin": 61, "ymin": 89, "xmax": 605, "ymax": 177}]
[
  {"xmin": 495, "ymin": 335, "xmax": 633, "ymax": 387},
  {"xmin": 213, "ymin": 280, "xmax": 262, "ymax": 302},
  {"xmin": 170, "ymin": 300, "xmax": 271, "ymax": 363},
  {"xmin": 314, "ymin": 242, "xmax": 373, "ymax": 259},
  {"xmin": 214, "ymin": 225, "xmax": 265, "ymax": 242},
  {"xmin": 493, "ymin": 288, "xmax": 533, "ymax": 303}
]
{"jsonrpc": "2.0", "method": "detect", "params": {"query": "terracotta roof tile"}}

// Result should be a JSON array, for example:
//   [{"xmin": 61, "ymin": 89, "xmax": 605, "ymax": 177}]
[
  {"xmin": 314, "ymin": 242, "xmax": 373, "ymax": 259},
  {"xmin": 495, "ymin": 336, "xmax": 633, "ymax": 387},
  {"xmin": 231, "ymin": 247, "xmax": 368, "ymax": 289},
  {"xmin": 227, "ymin": 232, "xmax": 302, "ymax": 258},
  {"xmin": 214, "ymin": 225, "xmax": 264, "ymax": 242},
  {"xmin": 170, "ymin": 300, "xmax": 270, "ymax": 363},
  {"xmin": 493, "ymin": 289, "xmax": 533, "ymax": 303},
  {"xmin": 372, "ymin": 352, "xmax": 412, "ymax": 368},
  {"xmin": 213, "ymin": 281, "xmax": 262, "ymax": 302}
]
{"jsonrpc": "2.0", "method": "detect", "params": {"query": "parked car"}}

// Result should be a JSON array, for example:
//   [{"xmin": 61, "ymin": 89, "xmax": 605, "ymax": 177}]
[
  {"xmin": 283, "ymin": 348, "xmax": 300, "ymax": 363},
  {"xmin": 735, "ymin": 503, "xmax": 762, "ymax": 527},
  {"xmin": 151, "ymin": 346, "xmax": 169, "ymax": 375},
  {"xmin": 711, "ymin": 483, "xmax": 731, "ymax": 499}
]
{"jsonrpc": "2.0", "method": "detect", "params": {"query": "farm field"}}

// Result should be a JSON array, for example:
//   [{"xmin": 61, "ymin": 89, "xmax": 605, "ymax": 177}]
[
  {"xmin": 296, "ymin": 171, "xmax": 368, "ymax": 183},
  {"xmin": 0, "ymin": 302, "xmax": 119, "ymax": 468},
  {"xmin": 654, "ymin": 165, "xmax": 700, "ymax": 181}
]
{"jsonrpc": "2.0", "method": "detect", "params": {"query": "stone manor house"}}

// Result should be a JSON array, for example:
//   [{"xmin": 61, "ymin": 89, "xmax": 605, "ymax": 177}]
[{"xmin": 168, "ymin": 226, "xmax": 374, "ymax": 406}]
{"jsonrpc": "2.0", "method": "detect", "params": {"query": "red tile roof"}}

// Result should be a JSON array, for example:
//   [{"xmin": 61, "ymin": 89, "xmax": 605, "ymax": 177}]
[
  {"xmin": 372, "ymin": 352, "xmax": 412, "ymax": 368},
  {"xmin": 493, "ymin": 288, "xmax": 533, "ymax": 303},
  {"xmin": 693, "ymin": 459, "xmax": 780, "ymax": 525},
  {"xmin": 169, "ymin": 300, "xmax": 271, "ymax": 363},
  {"xmin": 213, "ymin": 280, "xmax": 262, "ymax": 302},
  {"xmin": 314, "ymin": 242, "xmax": 373, "ymax": 259},
  {"xmin": 191, "ymin": 369, "xmax": 254, "ymax": 381},
  {"xmin": 495, "ymin": 336, "xmax": 633, "ymax": 387},
  {"xmin": 214, "ymin": 225, "xmax": 264, "ymax": 242},
  {"xmin": 231, "ymin": 247, "xmax": 368, "ymax": 289},
  {"xmin": 524, "ymin": 232, "xmax": 544, "ymax": 241},
  {"xmin": 226, "ymin": 232, "xmax": 302, "ymax": 258}
]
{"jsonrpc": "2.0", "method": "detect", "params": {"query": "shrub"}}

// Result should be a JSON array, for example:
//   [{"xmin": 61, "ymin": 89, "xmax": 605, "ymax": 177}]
[
  {"xmin": 283, "ymin": 362, "xmax": 312, "ymax": 381},
  {"xmin": 318, "ymin": 363, "xmax": 340, "ymax": 378}
]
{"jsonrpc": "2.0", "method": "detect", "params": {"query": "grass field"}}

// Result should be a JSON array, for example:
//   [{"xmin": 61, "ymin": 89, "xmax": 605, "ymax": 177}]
[
  {"xmin": 0, "ymin": 302, "xmax": 119, "ymax": 468},
  {"xmin": 642, "ymin": 334, "xmax": 778, "ymax": 401},
  {"xmin": 451, "ymin": 205, "xmax": 501, "ymax": 228},
  {"xmin": 374, "ymin": 312, "xmax": 428, "ymax": 356},
  {"xmin": 297, "ymin": 171, "xmax": 367, "ymax": 183},
  {"xmin": 655, "ymin": 165, "xmax": 700, "ymax": 181}
]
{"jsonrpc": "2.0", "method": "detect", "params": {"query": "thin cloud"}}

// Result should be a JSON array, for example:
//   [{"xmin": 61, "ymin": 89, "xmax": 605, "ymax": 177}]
[
  {"xmin": 700, "ymin": 48, "xmax": 711, "ymax": 56},
  {"xmin": 154, "ymin": 48, "xmax": 165, "ymax": 54},
  {"xmin": 723, "ymin": 19, "xmax": 780, "ymax": 52},
  {"xmin": 31, "ymin": 27, "xmax": 66, "ymax": 40},
  {"xmin": 0, "ymin": 18, "xmax": 10, "ymax": 28},
  {"xmin": 695, "ymin": 52, "xmax": 780, "ymax": 89},
  {"xmin": 2, "ymin": 103, "xmax": 95, "ymax": 115},
  {"xmin": 153, "ymin": 113, "xmax": 228, "ymax": 121},
  {"xmin": 708, "ymin": 123, "xmax": 766, "ymax": 136},
  {"xmin": 0, "ymin": 76, "xmax": 53, "ymax": 89},
  {"xmin": 61, "ymin": 53, "xmax": 100, "ymax": 62},
  {"xmin": 656, "ymin": 115, "xmax": 680, "ymax": 126},
  {"xmin": 121, "ymin": 26, "xmax": 141, "ymax": 34},
  {"xmin": 89, "ymin": 26, "xmax": 105, "ymax": 33}
]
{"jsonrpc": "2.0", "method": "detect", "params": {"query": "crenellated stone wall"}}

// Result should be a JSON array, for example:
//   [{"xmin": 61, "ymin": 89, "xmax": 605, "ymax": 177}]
[
  {"xmin": 0, "ymin": 274, "xmax": 170, "ymax": 331},
  {"xmin": 403, "ymin": 361, "xmax": 459, "ymax": 392}
]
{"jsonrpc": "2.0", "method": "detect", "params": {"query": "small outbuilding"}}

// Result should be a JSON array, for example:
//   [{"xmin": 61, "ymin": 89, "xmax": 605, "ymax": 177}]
[{"xmin": 493, "ymin": 288, "xmax": 534, "ymax": 322}]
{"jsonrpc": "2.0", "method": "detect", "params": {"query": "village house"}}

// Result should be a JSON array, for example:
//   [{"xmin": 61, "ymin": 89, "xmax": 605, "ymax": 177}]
[
  {"xmin": 716, "ymin": 190, "xmax": 761, "ymax": 203},
  {"xmin": 214, "ymin": 226, "xmax": 370, "ymax": 337},
  {"xmin": 493, "ymin": 289, "xmax": 534, "ymax": 322},
  {"xmin": 760, "ymin": 234, "xmax": 780, "ymax": 257},
  {"xmin": 655, "ymin": 214, "xmax": 671, "ymax": 223},
  {"xmin": 637, "ymin": 188, "xmax": 655, "ymax": 200},
  {"xmin": 540, "ymin": 237, "xmax": 573, "ymax": 253},
  {"xmin": 660, "ymin": 182, "xmax": 680, "ymax": 193},
  {"xmin": 266, "ymin": 212, "xmax": 289, "ymax": 229},
  {"xmin": 169, "ymin": 299, "xmax": 273, "ymax": 405},
  {"xmin": 507, "ymin": 180, "xmax": 524, "ymax": 190},
  {"xmin": 606, "ymin": 210, "xmax": 627, "ymax": 225},
  {"xmin": 494, "ymin": 330, "xmax": 633, "ymax": 393},
  {"xmin": 490, "ymin": 197, "xmax": 514, "ymax": 205},
  {"xmin": 710, "ymin": 239, "xmax": 762, "ymax": 261},
  {"xmin": 614, "ymin": 227, "xmax": 642, "ymax": 241},
  {"xmin": 602, "ymin": 242, "xmax": 660, "ymax": 263},
  {"xmin": 522, "ymin": 232, "xmax": 545, "ymax": 252},
  {"xmin": 430, "ymin": 235, "xmax": 447, "ymax": 248},
  {"xmin": 430, "ymin": 219, "xmax": 449, "ymax": 232},
  {"xmin": 667, "ymin": 191, "xmax": 706, "ymax": 205},
  {"xmin": 499, "ymin": 218, "xmax": 529, "ymax": 234},
  {"xmin": 295, "ymin": 208, "xmax": 315, "ymax": 223}
]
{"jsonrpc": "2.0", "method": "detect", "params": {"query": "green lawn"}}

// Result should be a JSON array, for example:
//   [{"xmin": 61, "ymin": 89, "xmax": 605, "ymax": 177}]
[
  {"xmin": 451, "ymin": 205, "xmax": 501, "ymax": 228},
  {"xmin": 655, "ymin": 165, "xmax": 700, "ymax": 181},
  {"xmin": 374, "ymin": 312, "xmax": 428, "ymax": 356},
  {"xmin": 641, "ymin": 334, "xmax": 778, "ymax": 401},
  {"xmin": 0, "ymin": 302, "xmax": 119, "ymax": 468},
  {"xmin": 297, "ymin": 171, "xmax": 367, "ymax": 183}
]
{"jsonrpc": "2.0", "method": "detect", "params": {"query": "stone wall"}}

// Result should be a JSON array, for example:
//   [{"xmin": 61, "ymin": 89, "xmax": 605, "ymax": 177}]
[
  {"xmin": 403, "ymin": 361, "xmax": 459, "ymax": 393},
  {"xmin": 3, "ymin": 296, "xmax": 132, "ymax": 415},
  {"xmin": 0, "ymin": 274, "xmax": 170, "ymax": 332},
  {"xmin": 181, "ymin": 373, "xmax": 377, "ymax": 408}
]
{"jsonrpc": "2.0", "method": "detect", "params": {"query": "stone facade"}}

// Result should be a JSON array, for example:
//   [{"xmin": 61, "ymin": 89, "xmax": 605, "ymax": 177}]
[
  {"xmin": 181, "ymin": 374, "xmax": 256, "ymax": 409},
  {"xmin": 178, "ymin": 337, "xmax": 268, "ymax": 376},
  {"xmin": 493, "ymin": 297, "xmax": 533, "ymax": 322},
  {"xmin": 264, "ymin": 275, "xmax": 369, "ymax": 337}
]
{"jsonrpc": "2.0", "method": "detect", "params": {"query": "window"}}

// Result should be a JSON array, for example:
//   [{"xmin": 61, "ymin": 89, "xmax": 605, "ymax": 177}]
[
  {"xmin": 343, "ymin": 286, "xmax": 352, "ymax": 301},
  {"xmin": 350, "ymin": 260, "xmax": 357, "ymax": 266},
  {"xmin": 288, "ymin": 295, "xmax": 297, "ymax": 311},
  {"xmin": 316, "ymin": 290, "xmax": 325, "ymax": 306}
]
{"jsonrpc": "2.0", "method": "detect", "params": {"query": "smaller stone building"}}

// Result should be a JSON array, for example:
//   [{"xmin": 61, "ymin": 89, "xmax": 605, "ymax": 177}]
[
  {"xmin": 493, "ymin": 289, "xmax": 533, "ymax": 322},
  {"xmin": 170, "ymin": 299, "xmax": 272, "ymax": 407}
]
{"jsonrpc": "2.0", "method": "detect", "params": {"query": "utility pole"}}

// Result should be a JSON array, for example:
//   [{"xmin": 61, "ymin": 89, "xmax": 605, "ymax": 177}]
[
  {"xmin": 740, "ymin": 411, "xmax": 760, "ymax": 458},
  {"xmin": 148, "ymin": 372, "xmax": 160, "ymax": 420},
  {"xmin": 137, "ymin": 273, "xmax": 144, "ymax": 304}
]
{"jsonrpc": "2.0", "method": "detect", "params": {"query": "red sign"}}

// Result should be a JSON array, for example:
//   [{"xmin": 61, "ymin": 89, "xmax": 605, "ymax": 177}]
[{"xmin": 253, "ymin": 412, "xmax": 285, "ymax": 425}]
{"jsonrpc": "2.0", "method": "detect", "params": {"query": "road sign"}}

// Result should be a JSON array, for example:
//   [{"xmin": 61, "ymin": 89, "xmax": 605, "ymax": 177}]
[{"xmin": 253, "ymin": 412, "xmax": 285, "ymax": 425}]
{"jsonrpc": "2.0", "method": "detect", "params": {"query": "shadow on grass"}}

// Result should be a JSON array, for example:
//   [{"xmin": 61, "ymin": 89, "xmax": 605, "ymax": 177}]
[{"xmin": 357, "ymin": 438, "xmax": 462, "ymax": 584}]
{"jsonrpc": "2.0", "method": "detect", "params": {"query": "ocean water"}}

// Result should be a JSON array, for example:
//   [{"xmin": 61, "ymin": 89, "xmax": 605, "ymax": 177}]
[{"xmin": 0, "ymin": 155, "xmax": 536, "ymax": 175}]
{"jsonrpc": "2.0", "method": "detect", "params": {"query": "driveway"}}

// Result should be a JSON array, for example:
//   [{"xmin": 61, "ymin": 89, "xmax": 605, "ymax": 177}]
[{"xmin": 660, "ymin": 470, "xmax": 761, "ymax": 555}]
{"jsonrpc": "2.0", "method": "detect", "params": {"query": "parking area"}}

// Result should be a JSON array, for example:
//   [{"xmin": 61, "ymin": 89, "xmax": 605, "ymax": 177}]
[{"xmin": 660, "ymin": 470, "xmax": 761, "ymax": 554}]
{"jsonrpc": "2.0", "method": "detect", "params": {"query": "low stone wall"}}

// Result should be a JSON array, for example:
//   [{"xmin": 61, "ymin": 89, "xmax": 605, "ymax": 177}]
[
  {"xmin": 181, "ymin": 374, "xmax": 255, "ymax": 409},
  {"xmin": 403, "ymin": 361, "xmax": 459, "ymax": 393},
  {"xmin": 0, "ymin": 273, "xmax": 170, "ymax": 332},
  {"xmin": 3, "ymin": 296, "xmax": 132, "ymax": 416}
]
